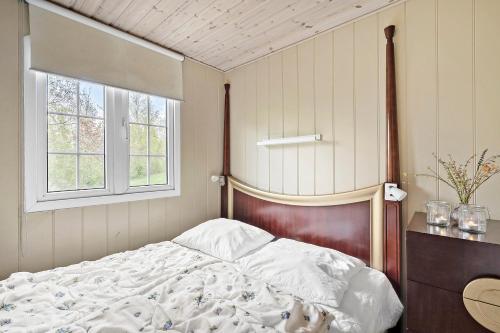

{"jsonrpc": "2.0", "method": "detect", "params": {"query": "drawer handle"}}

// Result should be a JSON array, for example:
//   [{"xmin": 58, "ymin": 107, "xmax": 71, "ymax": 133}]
[{"xmin": 463, "ymin": 278, "xmax": 500, "ymax": 332}]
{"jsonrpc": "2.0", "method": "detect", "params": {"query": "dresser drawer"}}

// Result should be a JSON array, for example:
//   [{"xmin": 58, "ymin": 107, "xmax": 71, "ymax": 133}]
[
  {"xmin": 407, "ymin": 230, "xmax": 500, "ymax": 293},
  {"xmin": 407, "ymin": 280, "xmax": 489, "ymax": 333}
]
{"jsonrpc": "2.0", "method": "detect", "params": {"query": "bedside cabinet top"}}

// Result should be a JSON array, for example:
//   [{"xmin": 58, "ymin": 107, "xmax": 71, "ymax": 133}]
[
  {"xmin": 407, "ymin": 212, "xmax": 500, "ymax": 333},
  {"xmin": 408, "ymin": 212, "xmax": 500, "ymax": 246}
]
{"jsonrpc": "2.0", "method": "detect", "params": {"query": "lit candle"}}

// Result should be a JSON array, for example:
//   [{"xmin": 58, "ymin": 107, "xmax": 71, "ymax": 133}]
[
  {"xmin": 434, "ymin": 214, "xmax": 447, "ymax": 224},
  {"xmin": 466, "ymin": 220, "xmax": 478, "ymax": 230}
]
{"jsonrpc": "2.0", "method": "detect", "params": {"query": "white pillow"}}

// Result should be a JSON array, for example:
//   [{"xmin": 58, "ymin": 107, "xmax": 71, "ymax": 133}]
[
  {"xmin": 236, "ymin": 238, "xmax": 366, "ymax": 307},
  {"xmin": 172, "ymin": 218, "xmax": 274, "ymax": 261}
]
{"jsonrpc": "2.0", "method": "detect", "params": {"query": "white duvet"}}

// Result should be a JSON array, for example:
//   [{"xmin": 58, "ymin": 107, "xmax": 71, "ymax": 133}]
[
  {"xmin": 0, "ymin": 241, "xmax": 333, "ymax": 332},
  {"xmin": 326, "ymin": 267, "xmax": 403, "ymax": 333}
]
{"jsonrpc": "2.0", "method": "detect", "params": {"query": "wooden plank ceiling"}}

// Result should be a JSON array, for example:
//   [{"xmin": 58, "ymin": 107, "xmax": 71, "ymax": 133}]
[{"xmin": 49, "ymin": 0, "xmax": 399, "ymax": 71}]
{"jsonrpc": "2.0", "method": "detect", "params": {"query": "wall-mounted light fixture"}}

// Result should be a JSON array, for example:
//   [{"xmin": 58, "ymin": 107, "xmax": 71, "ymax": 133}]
[
  {"xmin": 257, "ymin": 134, "xmax": 322, "ymax": 147},
  {"xmin": 211, "ymin": 175, "xmax": 225, "ymax": 186},
  {"xmin": 385, "ymin": 183, "xmax": 407, "ymax": 201}
]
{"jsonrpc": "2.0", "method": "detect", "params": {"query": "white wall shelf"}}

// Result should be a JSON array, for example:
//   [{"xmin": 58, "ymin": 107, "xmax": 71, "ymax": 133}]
[{"xmin": 257, "ymin": 134, "xmax": 322, "ymax": 146}]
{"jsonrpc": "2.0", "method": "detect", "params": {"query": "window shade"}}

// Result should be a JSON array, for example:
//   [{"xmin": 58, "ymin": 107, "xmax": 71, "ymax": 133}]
[{"xmin": 28, "ymin": 3, "xmax": 184, "ymax": 101}]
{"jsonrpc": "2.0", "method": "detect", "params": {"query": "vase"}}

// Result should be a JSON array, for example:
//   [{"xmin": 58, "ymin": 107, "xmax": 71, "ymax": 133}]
[{"xmin": 451, "ymin": 203, "xmax": 470, "ymax": 224}]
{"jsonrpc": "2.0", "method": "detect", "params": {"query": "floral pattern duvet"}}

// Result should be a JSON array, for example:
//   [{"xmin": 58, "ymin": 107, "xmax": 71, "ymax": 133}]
[{"xmin": 0, "ymin": 241, "xmax": 333, "ymax": 333}]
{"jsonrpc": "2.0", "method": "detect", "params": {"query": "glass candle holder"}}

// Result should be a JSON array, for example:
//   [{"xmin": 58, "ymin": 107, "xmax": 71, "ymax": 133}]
[
  {"xmin": 427, "ymin": 224, "xmax": 449, "ymax": 236},
  {"xmin": 458, "ymin": 230, "xmax": 485, "ymax": 242},
  {"xmin": 426, "ymin": 201, "xmax": 451, "ymax": 226},
  {"xmin": 457, "ymin": 205, "xmax": 488, "ymax": 234}
]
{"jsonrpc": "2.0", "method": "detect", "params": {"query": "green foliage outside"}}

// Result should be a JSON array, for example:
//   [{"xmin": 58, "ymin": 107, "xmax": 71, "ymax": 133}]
[
  {"xmin": 129, "ymin": 92, "xmax": 168, "ymax": 187},
  {"xmin": 47, "ymin": 75, "xmax": 105, "ymax": 192},
  {"xmin": 47, "ymin": 76, "xmax": 168, "ymax": 192}
]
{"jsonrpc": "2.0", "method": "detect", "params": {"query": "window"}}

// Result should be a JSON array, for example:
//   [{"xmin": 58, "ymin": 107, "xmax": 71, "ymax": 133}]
[
  {"xmin": 24, "ymin": 71, "xmax": 181, "ymax": 212},
  {"xmin": 129, "ymin": 93, "xmax": 168, "ymax": 187},
  {"xmin": 47, "ymin": 76, "xmax": 105, "ymax": 192}
]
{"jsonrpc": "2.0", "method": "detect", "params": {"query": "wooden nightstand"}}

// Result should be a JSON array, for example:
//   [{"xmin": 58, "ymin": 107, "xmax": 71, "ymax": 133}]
[{"xmin": 406, "ymin": 212, "xmax": 500, "ymax": 333}]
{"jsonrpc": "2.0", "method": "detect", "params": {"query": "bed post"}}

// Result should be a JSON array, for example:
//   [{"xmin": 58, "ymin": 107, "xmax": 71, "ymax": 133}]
[
  {"xmin": 384, "ymin": 25, "xmax": 401, "ymax": 295},
  {"xmin": 221, "ymin": 83, "xmax": 230, "ymax": 218}
]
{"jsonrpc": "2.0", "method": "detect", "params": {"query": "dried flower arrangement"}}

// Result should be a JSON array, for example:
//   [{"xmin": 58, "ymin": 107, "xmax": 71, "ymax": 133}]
[{"xmin": 418, "ymin": 149, "xmax": 500, "ymax": 204}]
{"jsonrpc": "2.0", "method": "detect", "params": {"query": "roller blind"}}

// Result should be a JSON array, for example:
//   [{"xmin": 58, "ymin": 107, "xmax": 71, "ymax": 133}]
[{"xmin": 28, "ymin": 3, "xmax": 184, "ymax": 100}]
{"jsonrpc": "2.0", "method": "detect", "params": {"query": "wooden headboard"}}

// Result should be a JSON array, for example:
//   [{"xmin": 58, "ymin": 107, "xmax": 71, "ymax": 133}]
[
  {"xmin": 228, "ymin": 178, "xmax": 384, "ymax": 269},
  {"xmin": 221, "ymin": 26, "xmax": 402, "ymax": 293}
]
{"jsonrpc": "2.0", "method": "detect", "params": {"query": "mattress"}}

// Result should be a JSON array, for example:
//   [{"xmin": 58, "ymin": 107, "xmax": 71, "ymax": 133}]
[{"xmin": 0, "ymin": 241, "xmax": 402, "ymax": 332}]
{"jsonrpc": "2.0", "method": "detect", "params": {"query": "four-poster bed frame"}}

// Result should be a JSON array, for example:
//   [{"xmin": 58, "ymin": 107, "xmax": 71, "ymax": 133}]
[{"xmin": 220, "ymin": 25, "xmax": 402, "ymax": 294}]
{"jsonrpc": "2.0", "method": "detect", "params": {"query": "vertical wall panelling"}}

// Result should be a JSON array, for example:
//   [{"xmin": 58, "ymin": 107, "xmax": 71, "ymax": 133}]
[
  {"xmin": 165, "ymin": 197, "xmax": 181, "ymax": 240},
  {"xmin": 282, "ymin": 47, "xmax": 299, "ymax": 195},
  {"xmin": 333, "ymin": 25, "xmax": 356, "ymax": 193},
  {"xmin": 228, "ymin": 68, "xmax": 245, "ymax": 181},
  {"xmin": 314, "ymin": 32, "xmax": 334, "ymax": 195},
  {"xmin": 20, "ymin": 212, "xmax": 53, "ymax": 273},
  {"xmin": 106, "ymin": 203, "xmax": 129, "ymax": 254},
  {"xmin": 0, "ymin": 0, "xmax": 20, "ymax": 278},
  {"xmin": 268, "ymin": 53, "xmax": 284, "ymax": 193},
  {"xmin": 354, "ymin": 15, "xmax": 380, "ymax": 190},
  {"xmin": 405, "ymin": 0, "xmax": 438, "ymax": 217},
  {"xmin": 475, "ymin": 0, "xmax": 500, "ymax": 219},
  {"xmin": 437, "ymin": 0, "xmax": 474, "ymax": 203},
  {"xmin": 148, "ymin": 199, "xmax": 166, "ymax": 244},
  {"xmin": 256, "ymin": 58, "xmax": 270, "ymax": 191},
  {"xmin": 245, "ymin": 63, "xmax": 258, "ymax": 187},
  {"xmin": 54, "ymin": 208, "xmax": 83, "ymax": 267},
  {"xmin": 297, "ymin": 40, "xmax": 316, "ymax": 195},
  {"xmin": 128, "ymin": 201, "xmax": 149, "ymax": 250},
  {"xmin": 206, "ymin": 68, "xmax": 223, "ymax": 220},
  {"xmin": 225, "ymin": 0, "xmax": 500, "ymax": 223},
  {"xmin": 194, "ymin": 64, "xmax": 209, "ymax": 226},
  {"xmin": 192, "ymin": 64, "xmax": 212, "ymax": 226},
  {"xmin": 179, "ymin": 61, "xmax": 194, "ymax": 229},
  {"xmin": 82, "ymin": 205, "xmax": 107, "ymax": 261},
  {"xmin": 179, "ymin": 60, "xmax": 198, "ymax": 229}
]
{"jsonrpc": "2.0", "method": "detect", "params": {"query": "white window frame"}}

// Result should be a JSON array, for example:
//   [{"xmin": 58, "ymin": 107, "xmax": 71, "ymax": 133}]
[{"xmin": 24, "ymin": 43, "xmax": 181, "ymax": 213}]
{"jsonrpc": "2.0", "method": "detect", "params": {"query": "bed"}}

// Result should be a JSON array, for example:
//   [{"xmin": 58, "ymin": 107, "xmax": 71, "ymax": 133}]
[
  {"xmin": 0, "ymin": 240, "xmax": 401, "ymax": 332},
  {"xmin": 0, "ymin": 25, "xmax": 403, "ymax": 332}
]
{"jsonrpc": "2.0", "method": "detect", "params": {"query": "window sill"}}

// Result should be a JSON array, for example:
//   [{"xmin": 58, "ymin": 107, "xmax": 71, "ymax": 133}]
[{"xmin": 25, "ymin": 187, "xmax": 181, "ymax": 213}]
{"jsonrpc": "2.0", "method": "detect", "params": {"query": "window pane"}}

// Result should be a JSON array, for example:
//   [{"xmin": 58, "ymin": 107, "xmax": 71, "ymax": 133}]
[
  {"xmin": 129, "ymin": 92, "xmax": 148, "ymax": 123},
  {"xmin": 79, "ymin": 118, "xmax": 104, "ymax": 153},
  {"xmin": 130, "ymin": 124, "xmax": 148, "ymax": 154},
  {"xmin": 126, "ymin": 91, "xmax": 171, "ymax": 189},
  {"xmin": 48, "ymin": 75, "xmax": 77, "ymax": 114},
  {"xmin": 48, "ymin": 154, "xmax": 76, "ymax": 192},
  {"xmin": 48, "ymin": 114, "xmax": 77, "ymax": 153},
  {"xmin": 150, "ymin": 126, "xmax": 166, "ymax": 155},
  {"xmin": 79, "ymin": 155, "xmax": 104, "ymax": 189},
  {"xmin": 79, "ymin": 81, "xmax": 104, "ymax": 118},
  {"xmin": 130, "ymin": 156, "xmax": 148, "ymax": 186},
  {"xmin": 150, "ymin": 157, "xmax": 167, "ymax": 185},
  {"xmin": 149, "ymin": 96, "xmax": 166, "ymax": 126}
]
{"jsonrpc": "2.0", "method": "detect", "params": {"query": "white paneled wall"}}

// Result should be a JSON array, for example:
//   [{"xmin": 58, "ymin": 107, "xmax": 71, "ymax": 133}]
[
  {"xmin": 0, "ymin": 0, "xmax": 21, "ymax": 280},
  {"xmin": 0, "ymin": 0, "xmax": 224, "ymax": 279},
  {"xmin": 225, "ymin": 6, "xmax": 394, "ymax": 196},
  {"xmin": 2, "ymin": 0, "xmax": 500, "ymax": 281},
  {"xmin": 406, "ymin": 0, "xmax": 500, "ymax": 220},
  {"xmin": 226, "ymin": 0, "xmax": 500, "ymax": 224}
]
